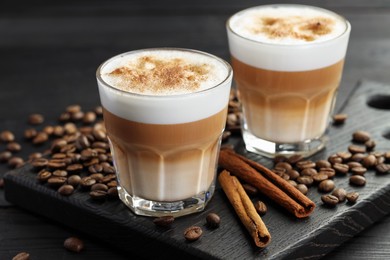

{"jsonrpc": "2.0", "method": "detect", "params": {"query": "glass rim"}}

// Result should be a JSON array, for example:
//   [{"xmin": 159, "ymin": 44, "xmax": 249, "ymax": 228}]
[
  {"xmin": 96, "ymin": 47, "xmax": 233, "ymax": 99},
  {"xmin": 226, "ymin": 4, "xmax": 351, "ymax": 48}
]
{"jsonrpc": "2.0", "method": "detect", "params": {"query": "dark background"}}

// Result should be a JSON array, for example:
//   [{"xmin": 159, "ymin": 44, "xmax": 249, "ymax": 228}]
[{"xmin": 1, "ymin": 0, "xmax": 390, "ymax": 259}]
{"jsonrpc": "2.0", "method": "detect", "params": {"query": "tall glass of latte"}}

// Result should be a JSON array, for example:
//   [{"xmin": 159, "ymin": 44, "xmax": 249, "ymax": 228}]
[
  {"xmin": 96, "ymin": 48, "xmax": 232, "ymax": 217},
  {"xmin": 227, "ymin": 4, "xmax": 351, "ymax": 157}
]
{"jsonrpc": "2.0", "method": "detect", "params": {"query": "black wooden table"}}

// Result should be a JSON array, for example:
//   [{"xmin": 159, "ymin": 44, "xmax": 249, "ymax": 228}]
[{"xmin": 1, "ymin": 1, "xmax": 390, "ymax": 259}]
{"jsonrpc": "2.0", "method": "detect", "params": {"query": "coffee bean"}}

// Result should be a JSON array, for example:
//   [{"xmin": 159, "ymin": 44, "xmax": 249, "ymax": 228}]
[
  {"xmin": 275, "ymin": 162, "xmax": 292, "ymax": 171},
  {"xmin": 316, "ymin": 160, "xmax": 331, "ymax": 169},
  {"xmin": 301, "ymin": 168, "xmax": 317, "ymax": 177},
  {"xmin": 7, "ymin": 142, "xmax": 21, "ymax": 152},
  {"xmin": 53, "ymin": 126, "xmax": 65, "ymax": 137},
  {"xmin": 107, "ymin": 187, "xmax": 118, "ymax": 198},
  {"xmin": 318, "ymin": 180, "xmax": 335, "ymax": 193},
  {"xmin": 64, "ymin": 236, "xmax": 84, "ymax": 253},
  {"xmin": 296, "ymin": 160, "xmax": 316, "ymax": 170},
  {"xmin": 328, "ymin": 154, "xmax": 343, "ymax": 164},
  {"xmin": 47, "ymin": 176, "xmax": 67, "ymax": 187},
  {"xmin": 37, "ymin": 170, "xmax": 52, "ymax": 182},
  {"xmin": 66, "ymin": 163, "xmax": 83, "ymax": 173},
  {"xmin": 67, "ymin": 175, "xmax": 81, "ymax": 187},
  {"xmin": 53, "ymin": 170, "xmax": 68, "ymax": 177},
  {"xmin": 88, "ymin": 164, "xmax": 103, "ymax": 174},
  {"xmin": 24, "ymin": 128, "xmax": 38, "ymax": 139},
  {"xmin": 28, "ymin": 113, "xmax": 44, "ymax": 125},
  {"xmin": 31, "ymin": 158, "xmax": 49, "ymax": 169},
  {"xmin": 184, "ymin": 226, "xmax": 203, "ymax": 241},
  {"xmin": 332, "ymin": 113, "xmax": 347, "ymax": 125},
  {"xmin": 321, "ymin": 194, "xmax": 339, "ymax": 206},
  {"xmin": 0, "ymin": 151, "xmax": 12, "ymax": 163},
  {"xmin": 365, "ymin": 139, "xmax": 376, "ymax": 151},
  {"xmin": 8, "ymin": 157, "xmax": 24, "ymax": 168},
  {"xmin": 346, "ymin": 192, "xmax": 359, "ymax": 203},
  {"xmin": 349, "ymin": 175, "xmax": 366, "ymax": 186},
  {"xmin": 286, "ymin": 169, "xmax": 300, "ymax": 180},
  {"xmin": 89, "ymin": 173, "xmax": 104, "ymax": 182},
  {"xmin": 89, "ymin": 190, "xmax": 107, "ymax": 200},
  {"xmin": 352, "ymin": 130, "xmax": 371, "ymax": 143},
  {"xmin": 0, "ymin": 130, "xmax": 15, "ymax": 142},
  {"xmin": 83, "ymin": 111, "xmax": 97, "ymax": 124},
  {"xmin": 333, "ymin": 163, "xmax": 349, "ymax": 175},
  {"xmin": 348, "ymin": 145, "xmax": 366, "ymax": 154},
  {"xmin": 29, "ymin": 152, "xmax": 43, "ymax": 160},
  {"xmin": 12, "ymin": 252, "xmax": 30, "ymax": 260},
  {"xmin": 254, "ymin": 201, "xmax": 267, "ymax": 216},
  {"xmin": 287, "ymin": 154, "xmax": 304, "ymax": 165},
  {"xmin": 332, "ymin": 188, "xmax": 347, "ymax": 203},
  {"xmin": 312, "ymin": 173, "xmax": 329, "ymax": 183},
  {"xmin": 66, "ymin": 104, "xmax": 82, "ymax": 114},
  {"xmin": 58, "ymin": 184, "xmax": 74, "ymax": 196},
  {"xmin": 296, "ymin": 184, "xmax": 308, "ymax": 195},
  {"xmin": 95, "ymin": 106, "xmax": 103, "ymax": 116},
  {"xmin": 336, "ymin": 152, "xmax": 352, "ymax": 162},
  {"xmin": 296, "ymin": 176, "xmax": 313, "ymax": 186},
  {"xmin": 103, "ymin": 165, "xmax": 115, "ymax": 174},
  {"xmin": 288, "ymin": 180, "xmax": 298, "ymax": 187},
  {"xmin": 153, "ymin": 216, "xmax": 175, "ymax": 227},
  {"xmin": 32, "ymin": 132, "xmax": 48, "ymax": 145},
  {"xmin": 347, "ymin": 161, "xmax": 363, "ymax": 169},
  {"xmin": 80, "ymin": 176, "xmax": 96, "ymax": 188},
  {"xmin": 93, "ymin": 129, "xmax": 107, "ymax": 141},
  {"xmin": 274, "ymin": 155, "xmax": 288, "ymax": 163},
  {"xmin": 242, "ymin": 183, "xmax": 258, "ymax": 196},
  {"xmin": 376, "ymin": 163, "xmax": 390, "ymax": 174},
  {"xmin": 206, "ymin": 212, "xmax": 221, "ymax": 228},
  {"xmin": 47, "ymin": 159, "xmax": 66, "ymax": 169},
  {"xmin": 361, "ymin": 154, "xmax": 377, "ymax": 168},
  {"xmin": 351, "ymin": 166, "xmax": 367, "ymax": 175},
  {"xmin": 273, "ymin": 167, "xmax": 286, "ymax": 176},
  {"xmin": 91, "ymin": 183, "xmax": 108, "ymax": 191},
  {"xmin": 385, "ymin": 152, "xmax": 390, "ymax": 162}
]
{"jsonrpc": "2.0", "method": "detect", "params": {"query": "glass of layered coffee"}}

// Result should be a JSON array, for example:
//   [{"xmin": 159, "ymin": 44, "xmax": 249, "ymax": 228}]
[
  {"xmin": 227, "ymin": 4, "xmax": 351, "ymax": 157},
  {"xmin": 96, "ymin": 48, "xmax": 232, "ymax": 217}
]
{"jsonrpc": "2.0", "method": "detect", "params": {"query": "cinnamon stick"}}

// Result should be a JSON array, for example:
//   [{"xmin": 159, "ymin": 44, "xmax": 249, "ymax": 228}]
[
  {"xmin": 218, "ymin": 170, "xmax": 271, "ymax": 248},
  {"xmin": 219, "ymin": 149, "xmax": 315, "ymax": 218}
]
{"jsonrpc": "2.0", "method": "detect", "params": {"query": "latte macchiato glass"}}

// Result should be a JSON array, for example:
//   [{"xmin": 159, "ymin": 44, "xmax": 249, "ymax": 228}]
[
  {"xmin": 227, "ymin": 4, "xmax": 351, "ymax": 157},
  {"xmin": 96, "ymin": 48, "xmax": 232, "ymax": 217}
]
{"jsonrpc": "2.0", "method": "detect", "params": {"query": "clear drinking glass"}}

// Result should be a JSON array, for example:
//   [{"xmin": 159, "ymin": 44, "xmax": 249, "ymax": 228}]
[
  {"xmin": 96, "ymin": 48, "xmax": 232, "ymax": 217},
  {"xmin": 227, "ymin": 4, "xmax": 351, "ymax": 158}
]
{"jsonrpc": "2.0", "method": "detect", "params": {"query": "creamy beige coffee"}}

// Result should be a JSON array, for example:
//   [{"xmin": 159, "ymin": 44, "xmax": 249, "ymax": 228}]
[
  {"xmin": 96, "ymin": 49, "xmax": 232, "ymax": 215},
  {"xmin": 227, "ymin": 5, "xmax": 351, "ymax": 154}
]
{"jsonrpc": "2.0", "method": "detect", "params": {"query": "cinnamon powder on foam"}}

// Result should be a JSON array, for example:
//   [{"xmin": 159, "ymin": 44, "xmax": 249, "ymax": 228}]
[{"xmin": 107, "ymin": 56, "xmax": 210, "ymax": 94}]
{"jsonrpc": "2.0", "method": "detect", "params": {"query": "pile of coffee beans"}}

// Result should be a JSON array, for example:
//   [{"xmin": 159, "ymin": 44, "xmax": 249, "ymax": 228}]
[{"xmin": 0, "ymin": 105, "xmax": 119, "ymax": 201}]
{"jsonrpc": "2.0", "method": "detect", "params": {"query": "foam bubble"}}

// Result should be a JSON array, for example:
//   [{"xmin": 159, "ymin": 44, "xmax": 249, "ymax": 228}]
[
  {"xmin": 227, "ymin": 5, "xmax": 351, "ymax": 71},
  {"xmin": 97, "ymin": 49, "xmax": 232, "ymax": 124}
]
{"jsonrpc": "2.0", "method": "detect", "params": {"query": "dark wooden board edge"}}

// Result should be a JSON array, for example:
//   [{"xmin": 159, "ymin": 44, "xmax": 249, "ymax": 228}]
[{"xmin": 3, "ymin": 80, "xmax": 390, "ymax": 259}]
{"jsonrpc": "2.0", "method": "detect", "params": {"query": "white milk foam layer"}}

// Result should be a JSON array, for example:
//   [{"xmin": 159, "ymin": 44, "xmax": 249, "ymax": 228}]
[
  {"xmin": 227, "ymin": 5, "xmax": 351, "ymax": 71},
  {"xmin": 97, "ymin": 49, "xmax": 232, "ymax": 124}
]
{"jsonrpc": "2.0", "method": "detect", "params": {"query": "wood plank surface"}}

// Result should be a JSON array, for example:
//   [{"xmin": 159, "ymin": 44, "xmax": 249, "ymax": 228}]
[{"xmin": 1, "ymin": 1, "xmax": 390, "ymax": 259}]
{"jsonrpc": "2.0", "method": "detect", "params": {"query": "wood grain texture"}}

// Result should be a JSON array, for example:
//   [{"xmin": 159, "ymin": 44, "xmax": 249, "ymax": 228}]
[{"xmin": 1, "ymin": 1, "xmax": 390, "ymax": 259}]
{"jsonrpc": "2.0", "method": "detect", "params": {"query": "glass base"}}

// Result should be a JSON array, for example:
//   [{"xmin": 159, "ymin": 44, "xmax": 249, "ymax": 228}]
[
  {"xmin": 242, "ymin": 129, "xmax": 327, "ymax": 158},
  {"xmin": 117, "ymin": 185, "xmax": 215, "ymax": 218}
]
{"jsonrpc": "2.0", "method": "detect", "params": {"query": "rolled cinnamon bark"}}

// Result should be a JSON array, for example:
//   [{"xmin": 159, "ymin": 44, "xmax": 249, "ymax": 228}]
[
  {"xmin": 218, "ymin": 170, "xmax": 271, "ymax": 248},
  {"xmin": 219, "ymin": 149, "xmax": 315, "ymax": 218}
]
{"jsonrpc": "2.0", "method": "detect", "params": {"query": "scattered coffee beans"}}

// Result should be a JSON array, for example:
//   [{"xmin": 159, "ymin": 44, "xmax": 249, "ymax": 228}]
[
  {"xmin": 346, "ymin": 192, "xmax": 359, "ymax": 203},
  {"xmin": 332, "ymin": 114, "xmax": 347, "ymax": 125},
  {"xmin": 12, "ymin": 252, "xmax": 30, "ymax": 260},
  {"xmin": 332, "ymin": 188, "xmax": 347, "ymax": 203},
  {"xmin": 0, "ymin": 130, "xmax": 15, "ymax": 142},
  {"xmin": 349, "ymin": 175, "xmax": 366, "ymax": 186},
  {"xmin": 254, "ymin": 201, "xmax": 267, "ymax": 216},
  {"xmin": 206, "ymin": 213, "xmax": 221, "ymax": 228},
  {"xmin": 321, "ymin": 194, "xmax": 339, "ymax": 206},
  {"xmin": 153, "ymin": 216, "xmax": 175, "ymax": 227},
  {"xmin": 184, "ymin": 226, "xmax": 203, "ymax": 241},
  {"xmin": 318, "ymin": 180, "xmax": 335, "ymax": 193},
  {"xmin": 63, "ymin": 236, "xmax": 84, "ymax": 253},
  {"xmin": 28, "ymin": 113, "xmax": 44, "ymax": 125}
]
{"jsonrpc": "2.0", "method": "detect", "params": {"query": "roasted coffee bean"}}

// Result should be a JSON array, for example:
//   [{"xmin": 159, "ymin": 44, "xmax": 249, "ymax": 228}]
[
  {"xmin": 347, "ymin": 161, "xmax": 363, "ymax": 169},
  {"xmin": 0, "ymin": 130, "xmax": 15, "ymax": 142},
  {"xmin": 300, "ymin": 168, "xmax": 317, "ymax": 177},
  {"xmin": 95, "ymin": 106, "xmax": 103, "ymax": 116},
  {"xmin": 332, "ymin": 113, "xmax": 347, "ymax": 125},
  {"xmin": 273, "ymin": 167, "xmax": 286, "ymax": 175},
  {"xmin": 28, "ymin": 113, "xmax": 44, "ymax": 125},
  {"xmin": 80, "ymin": 176, "xmax": 96, "ymax": 188},
  {"xmin": 83, "ymin": 158, "xmax": 100, "ymax": 167},
  {"xmin": 349, "ymin": 175, "xmax": 366, "ymax": 186},
  {"xmin": 47, "ymin": 176, "xmax": 67, "ymax": 187},
  {"xmin": 107, "ymin": 187, "xmax": 118, "ymax": 198},
  {"xmin": 37, "ymin": 170, "xmax": 52, "ymax": 182},
  {"xmin": 377, "ymin": 156, "xmax": 386, "ymax": 164},
  {"xmin": 275, "ymin": 171, "xmax": 290, "ymax": 181},
  {"xmin": 296, "ymin": 160, "xmax": 316, "ymax": 170},
  {"xmin": 52, "ymin": 125, "xmax": 65, "ymax": 137},
  {"xmin": 53, "ymin": 170, "xmax": 68, "ymax": 177},
  {"xmin": 346, "ymin": 192, "xmax": 359, "ymax": 203},
  {"xmin": 67, "ymin": 175, "xmax": 81, "ymax": 187},
  {"xmin": 333, "ymin": 163, "xmax": 349, "ymax": 175},
  {"xmin": 64, "ymin": 122, "xmax": 78, "ymax": 135},
  {"xmin": 75, "ymin": 135, "xmax": 90, "ymax": 150},
  {"xmin": 365, "ymin": 139, "xmax": 376, "ymax": 151},
  {"xmin": 71, "ymin": 111, "xmax": 84, "ymax": 121},
  {"xmin": 28, "ymin": 152, "xmax": 43, "ymax": 161},
  {"xmin": 92, "ymin": 141, "xmax": 110, "ymax": 150},
  {"xmin": 66, "ymin": 104, "xmax": 82, "ymax": 114},
  {"xmin": 350, "ymin": 153, "xmax": 365, "ymax": 162},
  {"xmin": 89, "ymin": 173, "xmax": 104, "ymax": 182},
  {"xmin": 351, "ymin": 166, "xmax": 367, "ymax": 176},
  {"xmin": 287, "ymin": 154, "xmax": 304, "ymax": 165},
  {"xmin": 98, "ymin": 153, "xmax": 108, "ymax": 162},
  {"xmin": 106, "ymin": 180, "xmax": 118, "ymax": 188},
  {"xmin": 83, "ymin": 111, "xmax": 97, "ymax": 124},
  {"xmin": 361, "ymin": 154, "xmax": 377, "ymax": 168},
  {"xmin": 66, "ymin": 163, "xmax": 83, "ymax": 173},
  {"xmin": 184, "ymin": 226, "xmax": 203, "ymax": 241},
  {"xmin": 274, "ymin": 162, "xmax": 292, "ymax": 171},
  {"xmin": 24, "ymin": 128, "xmax": 37, "ymax": 139},
  {"xmin": 32, "ymin": 132, "xmax": 48, "ymax": 145},
  {"xmin": 226, "ymin": 113, "xmax": 239, "ymax": 126},
  {"xmin": 376, "ymin": 163, "xmax": 390, "ymax": 174},
  {"xmin": 52, "ymin": 153, "xmax": 66, "ymax": 159},
  {"xmin": 254, "ymin": 201, "xmax": 267, "ymax": 216},
  {"xmin": 336, "ymin": 152, "xmax": 352, "ymax": 162},
  {"xmin": 58, "ymin": 184, "xmax": 74, "ymax": 196},
  {"xmin": 64, "ymin": 236, "xmax": 84, "ymax": 253},
  {"xmin": 348, "ymin": 145, "xmax": 366, "ymax": 154},
  {"xmin": 42, "ymin": 125, "xmax": 54, "ymax": 135},
  {"xmin": 321, "ymin": 194, "xmax": 339, "ymax": 206},
  {"xmin": 352, "ymin": 130, "xmax": 371, "ymax": 143},
  {"xmin": 318, "ymin": 180, "xmax": 335, "ymax": 193},
  {"xmin": 286, "ymin": 169, "xmax": 300, "ymax": 180},
  {"xmin": 206, "ymin": 213, "xmax": 221, "ymax": 228},
  {"xmin": 242, "ymin": 183, "xmax": 258, "ymax": 196},
  {"xmin": 91, "ymin": 183, "xmax": 108, "ymax": 191},
  {"xmin": 12, "ymin": 252, "xmax": 30, "ymax": 260},
  {"xmin": 222, "ymin": 131, "xmax": 231, "ymax": 142},
  {"xmin": 31, "ymin": 158, "xmax": 48, "ymax": 169},
  {"xmin": 332, "ymin": 188, "xmax": 347, "ymax": 203},
  {"xmin": 88, "ymin": 164, "xmax": 103, "ymax": 174},
  {"xmin": 47, "ymin": 159, "xmax": 66, "ymax": 169},
  {"xmin": 316, "ymin": 160, "xmax": 331, "ymax": 169},
  {"xmin": 319, "ymin": 167, "xmax": 336, "ymax": 179},
  {"xmin": 274, "ymin": 155, "xmax": 288, "ymax": 164},
  {"xmin": 296, "ymin": 176, "xmax": 313, "ymax": 186},
  {"xmin": 89, "ymin": 190, "xmax": 107, "ymax": 200},
  {"xmin": 328, "ymin": 154, "xmax": 343, "ymax": 164},
  {"xmin": 58, "ymin": 112, "xmax": 71, "ymax": 122},
  {"xmin": 385, "ymin": 152, "xmax": 390, "ymax": 162},
  {"xmin": 103, "ymin": 165, "xmax": 115, "ymax": 174},
  {"xmin": 296, "ymin": 184, "xmax": 308, "ymax": 195},
  {"xmin": 312, "ymin": 173, "xmax": 329, "ymax": 183},
  {"xmin": 153, "ymin": 216, "xmax": 175, "ymax": 227},
  {"xmin": 288, "ymin": 180, "xmax": 298, "ymax": 187},
  {"xmin": 80, "ymin": 148, "xmax": 98, "ymax": 160},
  {"xmin": 0, "ymin": 151, "xmax": 12, "ymax": 162},
  {"xmin": 8, "ymin": 157, "xmax": 24, "ymax": 168},
  {"xmin": 93, "ymin": 129, "xmax": 107, "ymax": 141},
  {"xmin": 7, "ymin": 142, "xmax": 21, "ymax": 152}
]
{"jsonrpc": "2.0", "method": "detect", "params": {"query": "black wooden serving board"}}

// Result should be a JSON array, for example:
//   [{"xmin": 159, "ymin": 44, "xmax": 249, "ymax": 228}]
[{"xmin": 4, "ymin": 80, "xmax": 390, "ymax": 259}]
